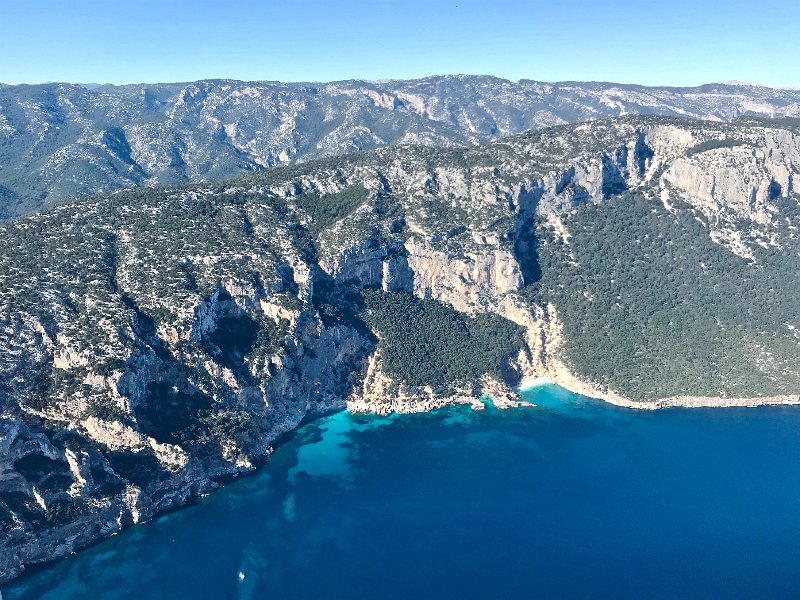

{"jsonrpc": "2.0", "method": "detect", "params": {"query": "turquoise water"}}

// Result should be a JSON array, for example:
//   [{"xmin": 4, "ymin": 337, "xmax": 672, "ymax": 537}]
[{"xmin": 5, "ymin": 384, "xmax": 800, "ymax": 599}]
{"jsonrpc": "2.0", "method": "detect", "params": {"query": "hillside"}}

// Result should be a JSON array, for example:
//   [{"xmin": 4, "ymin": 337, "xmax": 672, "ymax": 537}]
[
  {"xmin": 1, "ymin": 114, "xmax": 799, "ymax": 582},
  {"xmin": 2, "ymin": 76, "xmax": 800, "ymax": 218}
]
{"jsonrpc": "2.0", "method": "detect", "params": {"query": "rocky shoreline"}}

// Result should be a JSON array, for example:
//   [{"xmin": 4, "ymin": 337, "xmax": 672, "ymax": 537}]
[{"xmin": 3, "ymin": 371, "xmax": 797, "ymax": 588}]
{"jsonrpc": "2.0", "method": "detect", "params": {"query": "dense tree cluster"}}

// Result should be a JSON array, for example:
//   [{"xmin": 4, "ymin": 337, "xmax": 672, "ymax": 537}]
[
  {"xmin": 685, "ymin": 138, "xmax": 749, "ymax": 157},
  {"xmin": 525, "ymin": 192, "xmax": 800, "ymax": 400},
  {"xmin": 362, "ymin": 290, "xmax": 525, "ymax": 387},
  {"xmin": 294, "ymin": 185, "xmax": 368, "ymax": 238}
]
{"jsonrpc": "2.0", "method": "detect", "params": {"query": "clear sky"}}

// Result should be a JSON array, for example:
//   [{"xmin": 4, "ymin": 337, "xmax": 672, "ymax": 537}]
[{"xmin": 1, "ymin": 0, "xmax": 798, "ymax": 87}]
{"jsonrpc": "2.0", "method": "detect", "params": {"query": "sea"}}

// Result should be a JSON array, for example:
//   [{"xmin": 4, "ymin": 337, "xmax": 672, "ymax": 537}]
[{"xmin": 4, "ymin": 383, "xmax": 800, "ymax": 599}]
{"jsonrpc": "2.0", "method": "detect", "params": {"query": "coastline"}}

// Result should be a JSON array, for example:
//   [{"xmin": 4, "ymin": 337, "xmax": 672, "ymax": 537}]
[
  {"xmin": 5, "ymin": 375, "xmax": 798, "ymax": 589},
  {"xmin": 518, "ymin": 374, "xmax": 800, "ymax": 410}
]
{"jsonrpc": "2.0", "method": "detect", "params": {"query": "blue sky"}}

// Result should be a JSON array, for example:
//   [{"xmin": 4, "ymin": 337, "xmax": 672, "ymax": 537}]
[{"xmin": 1, "ymin": 0, "xmax": 798, "ymax": 87}]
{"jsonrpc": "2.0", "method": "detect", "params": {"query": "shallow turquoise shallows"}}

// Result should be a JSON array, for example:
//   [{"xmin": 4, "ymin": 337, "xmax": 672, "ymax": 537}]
[{"xmin": 5, "ymin": 384, "xmax": 800, "ymax": 599}]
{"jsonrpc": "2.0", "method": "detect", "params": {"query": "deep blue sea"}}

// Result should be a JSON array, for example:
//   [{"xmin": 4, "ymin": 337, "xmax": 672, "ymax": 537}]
[{"xmin": 5, "ymin": 384, "xmax": 800, "ymax": 599}]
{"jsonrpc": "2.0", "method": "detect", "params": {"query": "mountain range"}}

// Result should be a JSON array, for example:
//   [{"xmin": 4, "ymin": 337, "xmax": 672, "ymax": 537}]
[{"xmin": 2, "ymin": 75, "xmax": 800, "ymax": 219}]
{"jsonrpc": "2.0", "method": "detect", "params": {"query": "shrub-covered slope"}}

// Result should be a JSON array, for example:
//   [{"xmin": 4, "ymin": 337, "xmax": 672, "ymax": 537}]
[{"xmin": 529, "ymin": 192, "xmax": 800, "ymax": 400}]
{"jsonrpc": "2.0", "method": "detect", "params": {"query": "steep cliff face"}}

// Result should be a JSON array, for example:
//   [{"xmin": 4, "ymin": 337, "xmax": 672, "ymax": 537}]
[
  {"xmin": 2, "ymin": 115, "xmax": 799, "ymax": 583},
  {"xmin": 404, "ymin": 240, "xmax": 523, "ymax": 313},
  {"xmin": 0, "ymin": 275, "xmax": 376, "ymax": 582},
  {"xmin": 0, "ymin": 188, "xmax": 378, "ymax": 582},
  {"xmin": 654, "ymin": 125, "xmax": 800, "ymax": 257}
]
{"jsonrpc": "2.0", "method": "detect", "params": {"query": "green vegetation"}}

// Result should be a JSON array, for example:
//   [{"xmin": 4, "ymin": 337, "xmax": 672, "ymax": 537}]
[
  {"xmin": 362, "ymin": 290, "xmax": 525, "ymax": 387},
  {"xmin": 735, "ymin": 115, "xmax": 800, "ymax": 134},
  {"xmin": 7, "ymin": 101, "xmax": 800, "ymax": 581},
  {"xmin": 685, "ymin": 138, "xmax": 750, "ymax": 157},
  {"xmin": 83, "ymin": 398, "xmax": 130, "ymax": 423},
  {"xmin": 251, "ymin": 315, "xmax": 290, "ymax": 358},
  {"xmin": 526, "ymin": 192, "xmax": 800, "ymax": 400},
  {"xmin": 312, "ymin": 275, "xmax": 370, "ymax": 331},
  {"xmin": 294, "ymin": 185, "xmax": 368, "ymax": 237}
]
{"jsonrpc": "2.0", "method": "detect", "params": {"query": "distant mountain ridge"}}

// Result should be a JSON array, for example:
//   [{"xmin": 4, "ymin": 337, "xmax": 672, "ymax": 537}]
[{"xmin": 1, "ymin": 75, "xmax": 799, "ymax": 219}]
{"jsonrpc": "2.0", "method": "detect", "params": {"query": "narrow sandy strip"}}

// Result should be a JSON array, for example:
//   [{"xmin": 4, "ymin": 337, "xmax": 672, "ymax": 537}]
[{"xmin": 519, "ymin": 375, "xmax": 800, "ymax": 410}]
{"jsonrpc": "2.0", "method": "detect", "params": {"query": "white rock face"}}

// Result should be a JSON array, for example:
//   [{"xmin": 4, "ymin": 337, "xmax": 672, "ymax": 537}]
[
  {"xmin": 646, "ymin": 125, "xmax": 800, "ymax": 256},
  {"xmin": 320, "ymin": 243, "xmax": 390, "ymax": 289},
  {"xmin": 405, "ymin": 240, "xmax": 524, "ymax": 312},
  {"xmin": 660, "ymin": 130, "xmax": 799, "ymax": 215}
]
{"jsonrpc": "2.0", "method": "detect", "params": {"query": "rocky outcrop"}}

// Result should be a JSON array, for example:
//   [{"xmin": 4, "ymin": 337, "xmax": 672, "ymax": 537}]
[
  {"xmin": 658, "ymin": 128, "xmax": 798, "ymax": 220},
  {"xmin": 319, "ymin": 236, "xmax": 524, "ymax": 313},
  {"xmin": 0, "ymin": 289, "xmax": 375, "ymax": 584},
  {"xmin": 0, "ymin": 203, "xmax": 377, "ymax": 583},
  {"xmin": 320, "ymin": 241, "xmax": 414, "ymax": 293},
  {"xmin": 648, "ymin": 125, "xmax": 800, "ymax": 257},
  {"xmin": 346, "ymin": 353, "xmax": 532, "ymax": 415},
  {"xmin": 405, "ymin": 239, "xmax": 524, "ymax": 313}
]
